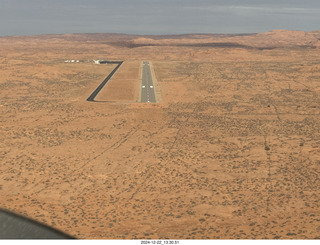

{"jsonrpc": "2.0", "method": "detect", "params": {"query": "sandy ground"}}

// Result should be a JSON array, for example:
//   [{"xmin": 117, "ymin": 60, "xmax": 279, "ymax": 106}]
[
  {"xmin": 0, "ymin": 32, "xmax": 319, "ymax": 239},
  {"xmin": 95, "ymin": 61, "xmax": 141, "ymax": 102}
]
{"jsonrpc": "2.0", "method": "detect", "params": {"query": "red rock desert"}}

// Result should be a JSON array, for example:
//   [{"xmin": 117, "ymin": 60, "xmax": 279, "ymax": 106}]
[{"xmin": 1, "ymin": 30, "xmax": 320, "ymax": 239}]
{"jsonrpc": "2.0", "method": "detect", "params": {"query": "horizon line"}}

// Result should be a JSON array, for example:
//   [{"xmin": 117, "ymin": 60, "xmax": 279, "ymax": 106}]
[{"xmin": 1, "ymin": 28, "xmax": 319, "ymax": 38}]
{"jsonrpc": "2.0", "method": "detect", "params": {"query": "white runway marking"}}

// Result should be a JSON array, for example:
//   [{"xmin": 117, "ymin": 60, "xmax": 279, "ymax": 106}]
[{"xmin": 141, "ymin": 61, "xmax": 156, "ymax": 103}]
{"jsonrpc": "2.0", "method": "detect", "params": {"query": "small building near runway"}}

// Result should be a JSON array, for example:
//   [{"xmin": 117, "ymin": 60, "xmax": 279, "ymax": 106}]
[{"xmin": 93, "ymin": 60, "xmax": 110, "ymax": 64}]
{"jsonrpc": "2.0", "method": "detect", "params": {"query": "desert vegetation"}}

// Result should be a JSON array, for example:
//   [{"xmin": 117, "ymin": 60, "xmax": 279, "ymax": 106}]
[{"xmin": 0, "ymin": 31, "xmax": 319, "ymax": 239}]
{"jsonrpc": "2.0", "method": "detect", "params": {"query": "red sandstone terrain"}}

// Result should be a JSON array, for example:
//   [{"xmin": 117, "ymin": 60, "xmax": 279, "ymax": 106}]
[{"xmin": 0, "ymin": 30, "xmax": 319, "ymax": 239}]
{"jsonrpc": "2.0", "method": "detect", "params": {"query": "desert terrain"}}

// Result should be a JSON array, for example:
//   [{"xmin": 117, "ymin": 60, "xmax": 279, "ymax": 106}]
[{"xmin": 0, "ymin": 30, "xmax": 320, "ymax": 239}]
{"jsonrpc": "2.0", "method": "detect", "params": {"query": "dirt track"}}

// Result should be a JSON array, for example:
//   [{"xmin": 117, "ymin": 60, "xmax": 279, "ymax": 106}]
[{"xmin": 0, "ymin": 32, "xmax": 319, "ymax": 239}]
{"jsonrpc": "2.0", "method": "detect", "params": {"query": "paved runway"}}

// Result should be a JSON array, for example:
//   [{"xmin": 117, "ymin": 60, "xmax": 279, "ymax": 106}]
[{"xmin": 141, "ymin": 61, "xmax": 156, "ymax": 103}]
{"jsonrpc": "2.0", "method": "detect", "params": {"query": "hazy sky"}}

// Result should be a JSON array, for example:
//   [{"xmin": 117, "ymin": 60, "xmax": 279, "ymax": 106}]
[{"xmin": 0, "ymin": 0, "xmax": 319, "ymax": 36}]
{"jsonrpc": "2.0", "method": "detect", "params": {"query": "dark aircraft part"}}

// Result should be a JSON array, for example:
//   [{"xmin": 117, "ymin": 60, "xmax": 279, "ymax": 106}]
[{"xmin": 0, "ymin": 209, "xmax": 74, "ymax": 239}]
